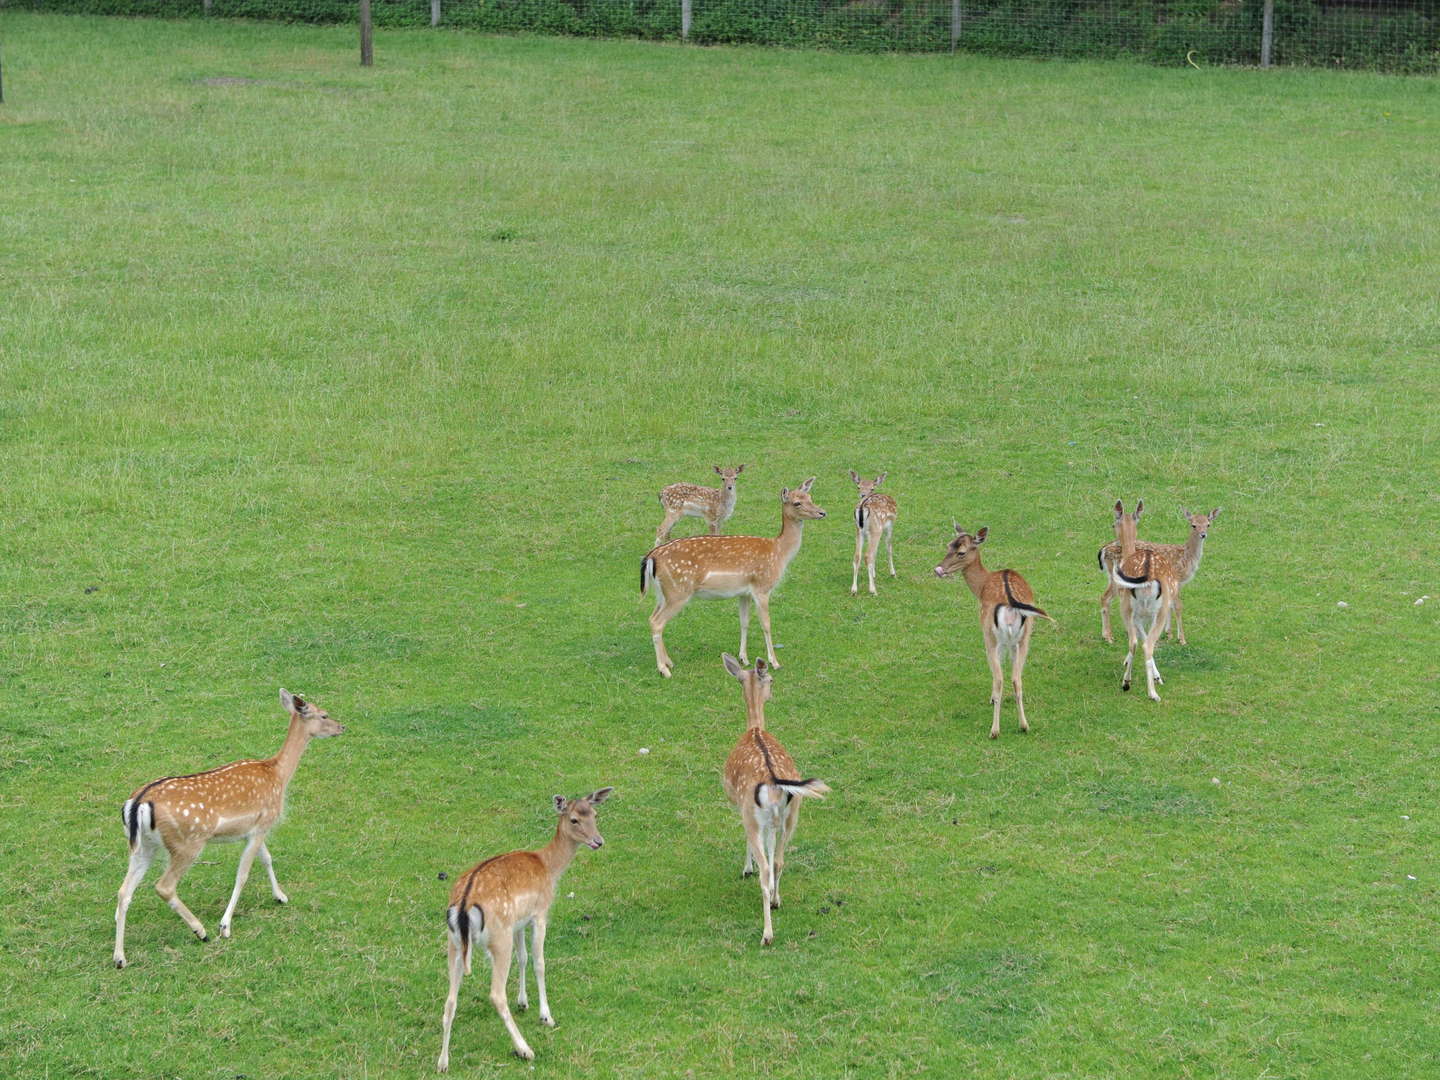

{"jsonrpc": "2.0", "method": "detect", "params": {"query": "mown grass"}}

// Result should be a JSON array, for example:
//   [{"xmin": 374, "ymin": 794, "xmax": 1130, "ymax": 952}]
[{"xmin": 1, "ymin": 13, "xmax": 1438, "ymax": 1079}]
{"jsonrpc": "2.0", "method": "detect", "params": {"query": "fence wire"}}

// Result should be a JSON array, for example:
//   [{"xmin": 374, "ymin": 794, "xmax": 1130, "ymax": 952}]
[{"xmin": 8, "ymin": 0, "xmax": 1440, "ymax": 71}]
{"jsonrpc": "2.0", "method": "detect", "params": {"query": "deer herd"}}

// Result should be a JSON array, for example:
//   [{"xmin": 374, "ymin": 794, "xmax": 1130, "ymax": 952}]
[{"xmin": 111, "ymin": 465, "xmax": 1218, "ymax": 1070}]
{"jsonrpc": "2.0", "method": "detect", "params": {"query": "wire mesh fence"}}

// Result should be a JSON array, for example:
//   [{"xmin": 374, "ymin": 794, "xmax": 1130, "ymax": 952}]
[{"xmin": 6, "ymin": 0, "xmax": 1439, "ymax": 70}]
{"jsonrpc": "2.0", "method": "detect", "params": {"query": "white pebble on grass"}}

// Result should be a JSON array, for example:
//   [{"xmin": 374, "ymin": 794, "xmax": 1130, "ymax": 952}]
[
  {"xmin": 638, "ymin": 747, "xmax": 650, "ymax": 755},
  {"xmin": 1337, "ymin": 601, "xmax": 1349, "ymax": 609}
]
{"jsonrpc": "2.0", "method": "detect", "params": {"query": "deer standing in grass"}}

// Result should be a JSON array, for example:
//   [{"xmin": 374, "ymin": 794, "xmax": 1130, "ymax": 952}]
[
  {"xmin": 655, "ymin": 465, "xmax": 745, "ymax": 543},
  {"xmin": 721, "ymin": 654, "xmax": 829, "ymax": 946},
  {"xmin": 1098, "ymin": 501, "xmax": 1216, "ymax": 645},
  {"xmin": 437, "ymin": 788, "xmax": 613, "ymax": 1070},
  {"xmin": 1109, "ymin": 506, "xmax": 1221, "ymax": 702},
  {"xmin": 641, "ymin": 478, "xmax": 826, "ymax": 677},
  {"xmin": 934, "ymin": 525, "xmax": 1055, "ymax": 739},
  {"xmin": 113, "ymin": 689, "xmax": 343, "ymax": 969},
  {"xmin": 849, "ymin": 470, "xmax": 898, "ymax": 596}
]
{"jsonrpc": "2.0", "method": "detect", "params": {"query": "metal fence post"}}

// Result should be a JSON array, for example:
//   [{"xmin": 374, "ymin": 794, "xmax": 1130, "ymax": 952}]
[
  {"xmin": 950, "ymin": 0, "xmax": 961, "ymax": 52},
  {"xmin": 1260, "ymin": 0, "xmax": 1274, "ymax": 67},
  {"xmin": 431, "ymin": 0, "xmax": 441, "ymax": 25},
  {"xmin": 681, "ymin": 0, "xmax": 692, "ymax": 40}
]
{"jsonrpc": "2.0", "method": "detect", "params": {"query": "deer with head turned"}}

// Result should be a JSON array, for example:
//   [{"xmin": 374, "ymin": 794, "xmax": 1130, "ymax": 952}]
[
  {"xmin": 934, "ymin": 524, "xmax": 1055, "ymax": 739},
  {"xmin": 641, "ymin": 478, "xmax": 826, "ymax": 677},
  {"xmin": 438, "ymin": 787, "xmax": 614, "ymax": 1070},
  {"xmin": 113, "ymin": 689, "xmax": 344, "ymax": 968},
  {"xmin": 848, "ymin": 470, "xmax": 898, "ymax": 596},
  {"xmin": 721, "ymin": 654, "xmax": 829, "ymax": 947},
  {"xmin": 1109, "ymin": 506, "xmax": 1220, "ymax": 701},
  {"xmin": 655, "ymin": 465, "xmax": 745, "ymax": 543},
  {"xmin": 1099, "ymin": 501, "xmax": 1217, "ymax": 646}
]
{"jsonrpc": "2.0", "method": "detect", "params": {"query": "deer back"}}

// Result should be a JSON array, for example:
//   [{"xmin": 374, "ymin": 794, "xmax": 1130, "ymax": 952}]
[{"xmin": 127, "ymin": 759, "xmax": 284, "ymax": 846}]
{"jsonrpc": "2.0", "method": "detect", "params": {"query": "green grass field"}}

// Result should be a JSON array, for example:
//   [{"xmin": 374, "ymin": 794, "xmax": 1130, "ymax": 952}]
[{"xmin": 2, "ymin": 13, "xmax": 1439, "ymax": 1078}]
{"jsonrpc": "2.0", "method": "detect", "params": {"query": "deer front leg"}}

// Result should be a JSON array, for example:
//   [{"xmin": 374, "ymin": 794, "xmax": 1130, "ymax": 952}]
[
  {"xmin": 513, "ymin": 925, "xmax": 529, "ymax": 1012},
  {"xmin": 257, "ymin": 842, "xmax": 288, "ymax": 904},
  {"xmin": 437, "ymin": 935, "xmax": 466, "ymax": 1073},
  {"xmin": 1013, "ymin": 619, "xmax": 1035, "ymax": 734},
  {"xmin": 738, "ymin": 593, "xmax": 752, "ymax": 665},
  {"xmin": 486, "ymin": 933, "xmax": 534, "ymax": 1061},
  {"xmin": 153, "ymin": 841, "xmax": 209, "ymax": 943},
  {"xmin": 114, "ymin": 840, "xmax": 158, "ymax": 968},
  {"xmin": 656, "ymin": 508, "xmax": 682, "ymax": 545},
  {"xmin": 1171, "ymin": 591, "xmax": 1186, "ymax": 645},
  {"xmin": 755, "ymin": 592, "xmax": 779, "ymax": 669},
  {"xmin": 983, "ymin": 625, "xmax": 1005, "ymax": 739},
  {"xmin": 220, "ymin": 833, "xmax": 266, "ymax": 938},
  {"xmin": 533, "ymin": 915, "xmax": 556, "ymax": 1027}
]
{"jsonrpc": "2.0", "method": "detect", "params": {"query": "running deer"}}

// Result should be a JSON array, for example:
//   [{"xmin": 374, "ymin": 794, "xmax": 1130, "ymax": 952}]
[
  {"xmin": 1109, "ymin": 507, "xmax": 1220, "ymax": 701},
  {"xmin": 849, "ymin": 470, "xmax": 898, "ymax": 596},
  {"xmin": 437, "ymin": 787, "xmax": 614, "ymax": 1070},
  {"xmin": 655, "ymin": 465, "xmax": 745, "ymax": 543},
  {"xmin": 113, "ymin": 689, "xmax": 344, "ymax": 968},
  {"xmin": 934, "ymin": 525, "xmax": 1056, "ymax": 739},
  {"xmin": 721, "ymin": 653, "xmax": 829, "ymax": 947},
  {"xmin": 1099, "ymin": 501, "xmax": 1217, "ymax": 646},
  {"xmin": 641, "ymin": 478, "xmax": 826, "ymax": 677}
]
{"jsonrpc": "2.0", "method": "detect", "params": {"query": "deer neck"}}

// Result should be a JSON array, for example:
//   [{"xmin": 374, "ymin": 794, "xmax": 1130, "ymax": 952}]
[
  {"xmin": 773, "ymin": 511, "xmax": 806, "ymax": 565},
  {"xmin": 1181, "ymin": 530, "xmax": 1206, "ymax": 578},
  {"xmin": 961, "ymin": 556, "xmax": 991, "ymax": 600},
  {"xmin": 720, "ymin": 485, "xmax": 737, "ymax": 517},
  {"xmin": 538, "ymin": 822, "xmax": 581, "ymax": 881},
  {"xmin": 269, "ymin": 714, "xmax": 313, "ymax": 789},
  {"xmin": 744, "ymin": 693, "xmax": 767, "ymax": 732}
]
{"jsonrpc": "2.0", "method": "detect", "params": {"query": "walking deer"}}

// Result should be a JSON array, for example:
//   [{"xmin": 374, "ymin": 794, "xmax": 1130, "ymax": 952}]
[
  {"xmin": 641, "ymin": 478, "xmax": 826, "ymax": 677},
  {"xmin": 655, "ymin": 465, "xmax": 745, "ymax": 543},
  {"xmin": 1099, "ymin": 501, "xmax": 1217, "ymax": 645},
  {"xmin": 113, "ymin": 689, "xmax": 344, "ymax": 968},
  {"xmin": 849, "ymin": 470, "xmax": 897, "ymax": 595},
  {"xmin": 721, "ymin": 654, "xmax": 829, "ymax": 946},
  {"xmin": 1109, "ymin": 506, "xmax": 1220, "ymax": 701},
  {"xmin": 437, "ymin": 787, "xmax": 614, "ymax": 1070},
  {"xmin": 934, "ymin": 525, "xmax": 1055, "ymax": 739}
]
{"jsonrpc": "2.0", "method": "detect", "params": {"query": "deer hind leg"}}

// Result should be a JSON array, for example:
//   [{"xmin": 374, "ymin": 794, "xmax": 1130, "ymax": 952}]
[
  {"xmin": 437, "ymin": 934, "xmax": 466, "ymax": 1072},
  {"xmin": 851, "ymin": 526, "xmax": 864, "ymax": 595},
  {"xmin": 865, "ymin": 524, "xmax": 879, "ymax": 595},
  {"xmin": 649, "ymin": 592, "xmax": 686, "ymax": 678},
  {"xmin": 885, "ymin": 520, "xmax": 896, "ymax": 577},
  {"xmin": 1142, "ymin": 595, "xmax": 1170, "ymax": 702},
  {"xmin": 532, "ymin": 914, "xmax": 556, "ymax": 1027},
  {"xmin": 486, "ymin": 931, "xmax": 534, "ymax": 1060},
  {"xmin": 513, "ymin": 925, "xmax": 530, "ymax": 1012},
  {"xmin": 220, "ymin": 832, "xmax": 266, "ymax": 938},
  {"xmin": 738, "ymin": 593, "xmax": 752, "ymax": 665},
  {"xmin": 1013, "ymin": 617, "xmax": 1036, "ymax": 734},
  {"xmin": 153, "ymin": 839, "xmax": 209, "ymax": 943},
  {"xmin": 257, "ymin": 841, "xmax": 288, "ymax": 904},
  {"xmin": 773, "ymin": 797, "xmax": 802, "ymax": 910},
  {"xmin": 743, "ymin": 808, "xmax": 774, "ymax": 945},
  {"xmin": 1120, "ymin": 590, "xmax": 1138, "ymax": 692},
  {"xmin": 755, "ymin": 592, "xmax": 779, "ymax": 669},
  {"xmin": 1100, "ymin": 581, "xmax": 1116, "ymax": 643},
  {"xmin": 114, "ymin": 837, "xmax": 158, "ymax": 968},
  {"xmin": 983, "ymin": 624, "xmax": 1005, "ymax": 739}
]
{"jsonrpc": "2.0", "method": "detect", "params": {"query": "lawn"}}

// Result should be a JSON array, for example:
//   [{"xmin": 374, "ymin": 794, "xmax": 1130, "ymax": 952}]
[{"xmin": 1, "ymin": 13, "xmax": 1438, "ymax": 1078}]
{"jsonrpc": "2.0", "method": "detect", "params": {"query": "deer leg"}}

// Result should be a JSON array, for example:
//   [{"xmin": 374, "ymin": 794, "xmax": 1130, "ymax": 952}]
[
  {"xmin": 220, "ymin": 833, "xmax": 266, "ymax": 938},
  {"xmin": 773, "ymin": 797, "xmax": 802, "ymax": 910},
  {"xmin": 1100, "ymin": 581, "xmax": 1116, "ymax": 643},
  {"xmin": 866, "ymin": 526, "xmax": 879, "ymax": 595},
  {"xmin": 1120, "ymin": 590, "xmax": 1138, "ymax": 692},
  {"xmin": 257, "ymin": 841, "xmax": 288, "ymax": 904},
  {"xmin": 438, "ymin": 934, "xmax": 466, "ymax": 1072},
  {"xmin": 153, "ymin": 841, "xmax": 209, "ymax": 943},
  {"xmin": 533, "ymin": 914, "xmax": 556, "ymax": 1027},
  {"xmin": 885, "ymin": 521, "xmax": 896, "ymax": 577},
  {"xmin": 114, "ymin": 838, "xmax": 158, "ymax": 968},
  {"xmin": 1141, "ymin": 595, "xmax": 1170, "ymax": 701},
  {"xmin": 851, "ymin": 527, "xmax": 864, "ymax": 595},
  {"xmin": 983, "ymin": 624, "xmax": 1005, "ymax": 739},
  {"xmin": 513, "ymin": 925, "xmax": 529, "ymax": 1012},
  {"xmin": 649, "ymin": 594, "xmax": 685, "ymax": 678},
  {"xmin": 755, "ymin": 592, "xmax": 779, "ymax": 669},
  {"xmin": 737, "ymin": 593, "xmax": 752, "ymax": 665},
  {"xmin": 656, "ymin": 508, "xmax": 682, "ymax": 544},
  {"xmin": 748, "ymin": 816, "xmax": 776, "ymax": 946},
  {"xmin": 1171, "ymin": 591, "xmax": 1186, "ymax": 645},
  {"xmin": 1013, "ymin": 619, "xmax": 1035, "ymax": 734},
  {"xmin": 486, "ymin": 932, "xmax": 534, "ymax": 1060}
]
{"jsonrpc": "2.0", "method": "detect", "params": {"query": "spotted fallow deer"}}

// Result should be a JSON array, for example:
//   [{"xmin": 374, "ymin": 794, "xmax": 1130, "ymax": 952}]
[
  {"xmin": 1099, "ymin": 501, "xmax": 1216, "ymax": 646},
  {"xmin": 934, "ymin": 525, "xmax": 1055, "ymax": 739},
  {"xmin": 655, "ymin": 465, "xmax": 745, "ymax": 543},
  {"xmin": 437, "ymin": 788, "xmax": 613, "ymax": 1071},
  {"xmin": 1109, "ymin": 507, "xmax": 1221, "ymax": 701},
  {"xmin": 721, "ymin": 654, "xmax": 829, "ymax": 947},
  {"xmin": 848, "ymin": 470, "xmax": 898, "ymax": 596},
  {"xmin": 640, "ymin": 478, "xmax": 826, "ymax": 677},
  {"xmin": 113, "ymin": 689, "xmax": 343, "ymax": 969}
]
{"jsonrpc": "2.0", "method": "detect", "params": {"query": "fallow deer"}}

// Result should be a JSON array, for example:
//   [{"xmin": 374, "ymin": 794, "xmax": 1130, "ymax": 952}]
[
  {"xmin": 437, "ymin": 787, "xmax": 614, "ymax": 1070},
  {"xmin": 848, "ymin": 470, "xmax": 898, "ymax": 596},
  {"xmin": 1100, "ymin": 501, "xmax": 1217, "ymax": 646},
  {"xmin": 113, "ymin": 689, "xmax": 344, "ymax": 968},
  {"xmin": 641, "ymin": 478, "xmax": 826, "ymax": 677},
  {"xmin": 1109, "ymin": 507, "xmax": 1220, "ymax": 701},
  {"xmin": 934, "ymin": 525, "xmax": 1055, "ymax": 739},
  {"xmin": 655, "ymin": 465, "xmax": 745, "ymax": 543},
  {"xmin": 721, "ymin": 654, "xmax": 829, "ymax": 946}
]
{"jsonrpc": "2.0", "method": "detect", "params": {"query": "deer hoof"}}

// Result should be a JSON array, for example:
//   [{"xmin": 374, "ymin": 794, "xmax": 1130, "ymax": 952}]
[
  {"xmin": 219, "ymin": 923, "xmax": 231, "ymax": 939},
  {"xmin": 198, "ymin": 932, "xmax": 209, "ymax": 943},
  {"xmin": 114, "ymin": 957, "xmax": 126, "ymax": 970},
  {"xmin": 515, "ymin": 1046, "xmax": 536, "ymax": 1062},
  {"xmin": 1121, "ymin": 681, "xmax": 1130, "ymax": 692},
  {"xmin": 761, "ymin": 934, "xmax": 773, "ymax": 947},
  {"xmin": 541, "ymin": 1016, "xmax": 557, "ymax": 1028},
  {"xmin": 437, "ymin": 1057, "xmax": 449, "ymax": 1073}
]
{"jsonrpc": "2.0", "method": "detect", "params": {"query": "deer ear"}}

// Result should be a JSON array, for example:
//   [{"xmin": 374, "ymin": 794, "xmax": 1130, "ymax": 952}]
[
  {"xmin": 780, "ymin": 487, "xmax": 790, "ymax": 499},
  {"xmin": 1114, "ymin": 500, "xmax": 1124, "ymax": 519},
  {"xmin": 953, "ymin": 519, "xmax": 962, "ymax": 534},
  {"xmin": 875, "ymin": 472, "xmax": 886, "ymax": 486},
  {"xmin": 755, "ymin": 658, "xmax": 769, "ymax": 677},
  {"xmin": 1179, "ymin": 507, "xmax": 1190, "ymax": 520},
  {"xmin": 849, "ymin": 469, "xmax": 860, "ymax": 483},
  {"xmin": 280, "ymin": 688, "xmax": 295, "ymax": 713},
  {"xmin": 588, "ymin": 786, "xmax": 614, "ymax": 805},
  {"xmin": 1134, "ymin": 500, "xmax": 1143, "ymax": 517},
  {"xmin": 975, "ymin": 527, "xmax": 988, "ymax": 543},
  {"xmin": 722, "ymin": 653, "xmax": 746, "ymax": 679},
  {"xmin": 735, "ymin": 464, "xmax": 745, "ymax": 474},
  {"xmin": 553, "ymin": 795, "xmax": 568, "ymax": 814},
  {"xmin": 1208, "ymin": 507, "xmax": 1220, "ymax": 520},
  {"xmin": 800, "ymin": 477, "xmax": 815, "ymax": 492},
  {"xmin": 713, "ymin": 465, "xmax": 723, "ymax": 475}
]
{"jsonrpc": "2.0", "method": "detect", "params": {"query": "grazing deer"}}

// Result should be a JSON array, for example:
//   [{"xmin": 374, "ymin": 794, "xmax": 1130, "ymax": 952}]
[
  {"xmin": 934, "ymin": 525, "xmax": 1055, "ymax": 739},
  {"xmin": 656, "ymin": 465, "xmax": 745, "ymax": 543},
  {"xmin": 1109, "ymin": 507, "xmax": 1221, "ymax": 701},
  {"xmin": 113, "ymin": 689, "xmax": 344, "ymax": 969},
  {"xmin": 641, "ymin": 478, "xmax": 826, "ymax": 678},
  {"xmin": 721, "ymin": 654, "xmax": 829, "ymax": 946},
  {"xmin": 437, "ymin": 788, "xmax": 614, "ymax": 1070},
  {"xmin": 848, "ymin": 470, "xmax": 898, "ymax": 596}
]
